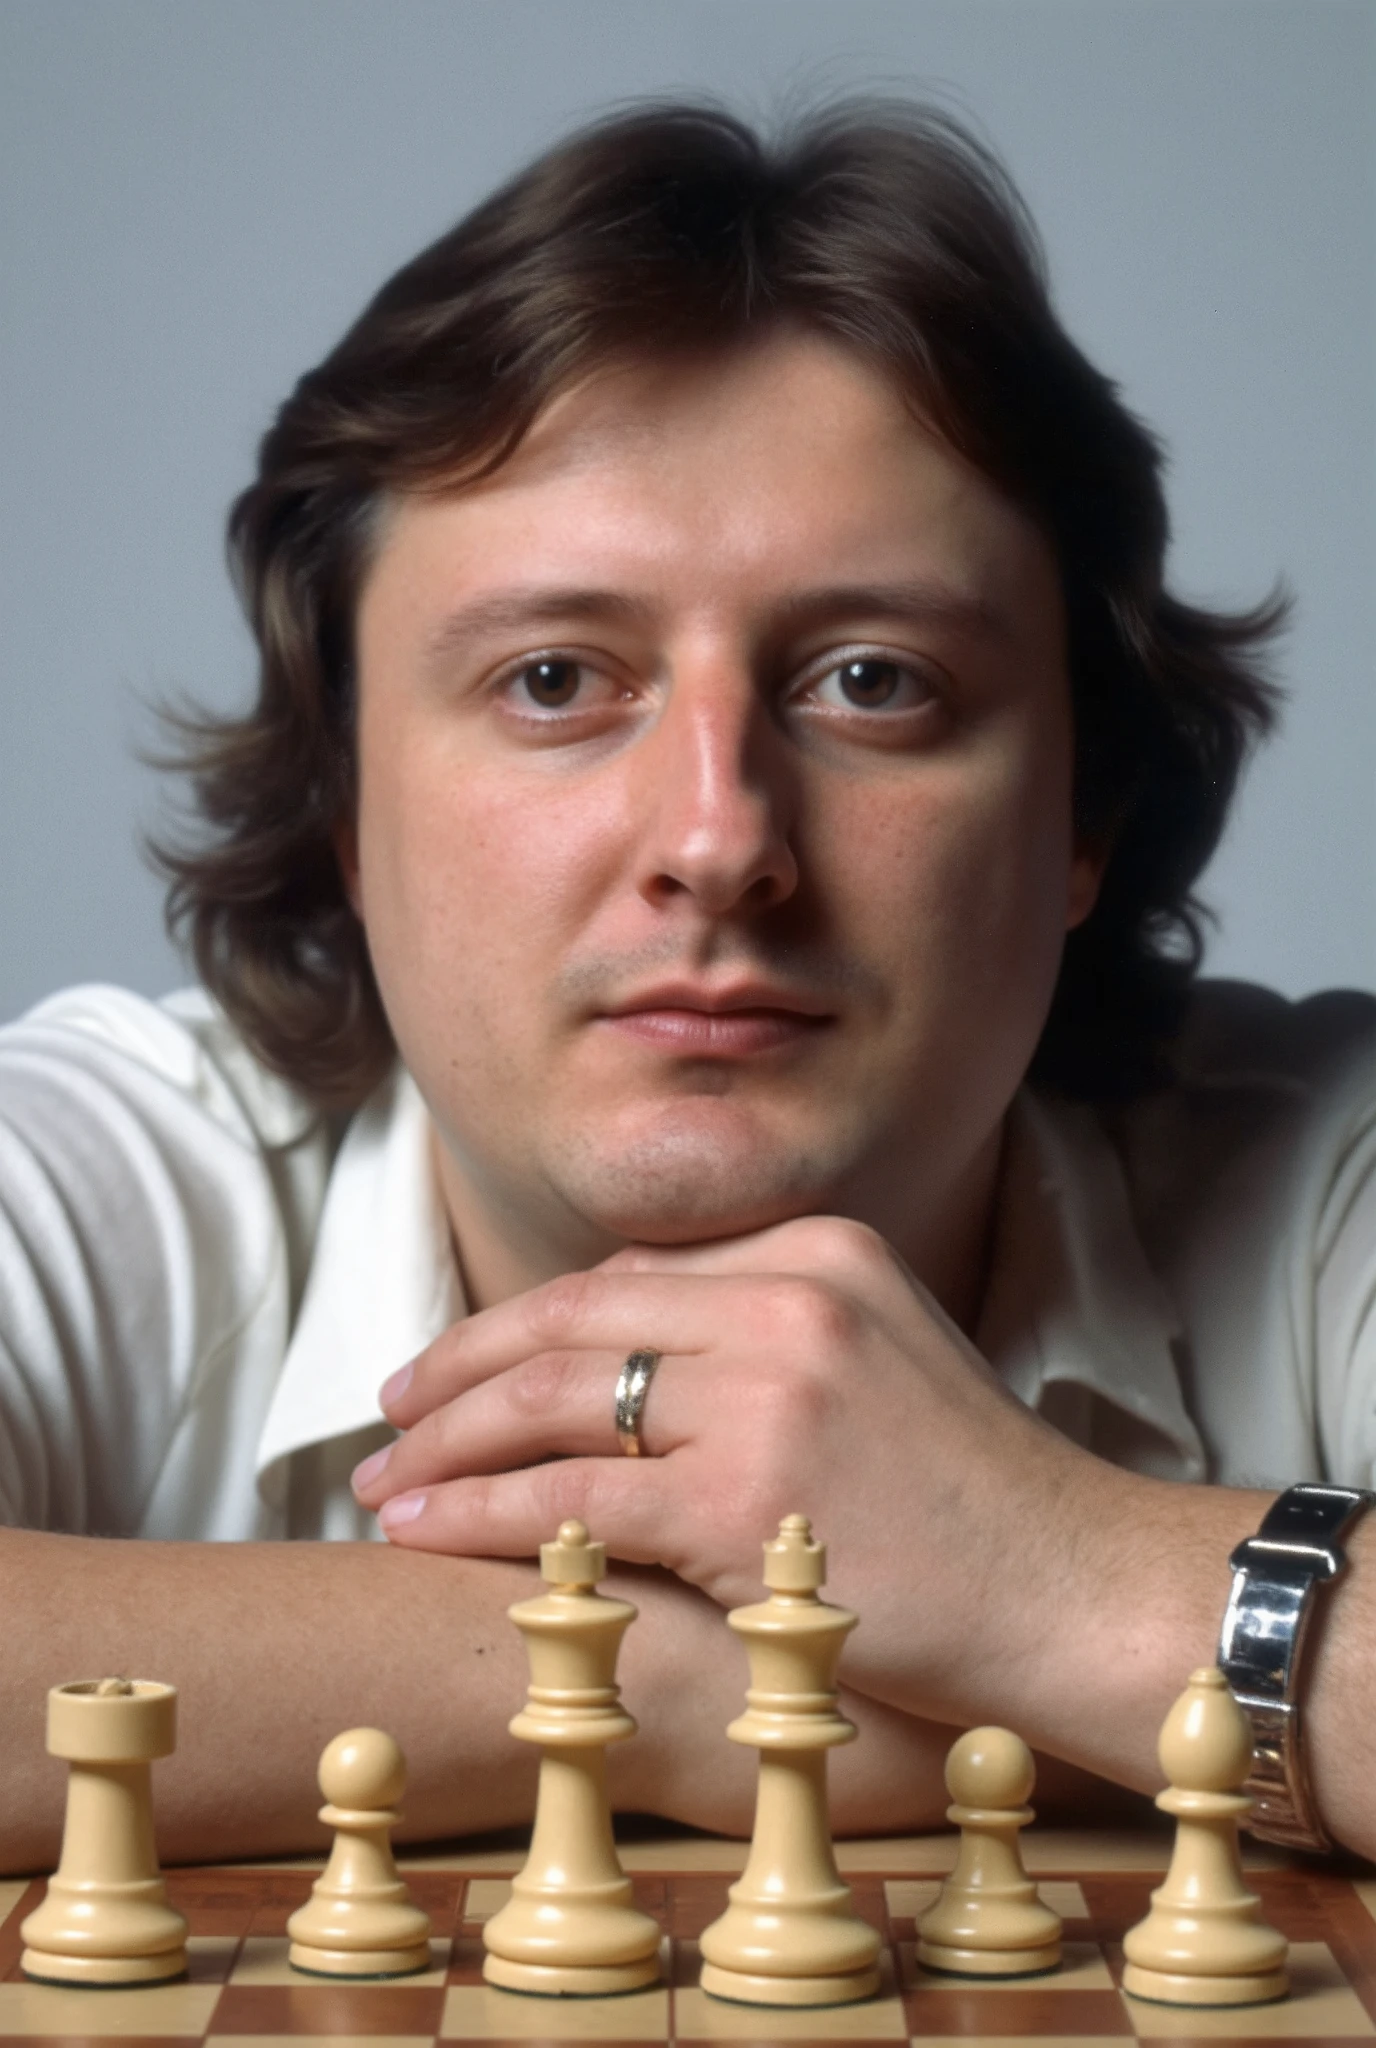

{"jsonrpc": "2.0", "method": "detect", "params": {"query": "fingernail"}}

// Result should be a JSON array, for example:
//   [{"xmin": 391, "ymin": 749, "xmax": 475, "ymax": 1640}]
[
  {"xmin": 379, "ymin": 1362, "xmax": 413, "ymax": 1410},
  {"xmin": 351, "ymin": 1445, "xmax": 391, "ymax": 1494},
  {"xmin": 378, "ymin": 1491, "xmax": 427, "ymax": 1530}
]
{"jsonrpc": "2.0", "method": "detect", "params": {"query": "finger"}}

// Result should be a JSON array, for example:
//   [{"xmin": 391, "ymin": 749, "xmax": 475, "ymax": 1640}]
[
  {"xmin": 355, "ymin": 1347, "xmax": 697, "ymax": 1505},
  {"xmin": 603, "ymin": 1217, "xmax": 942, "ymax": 1343},
  {"xmin": 370, "ymin": 1458, "xmax": 686, "ymax": 1571},
  {"xmin": 603, "ymin": 1212, "xmax": 903, "ymax": 1284},
  {"xmin": 382, "ymin": 1268, "xmax": 775, "ymax": 1425}
]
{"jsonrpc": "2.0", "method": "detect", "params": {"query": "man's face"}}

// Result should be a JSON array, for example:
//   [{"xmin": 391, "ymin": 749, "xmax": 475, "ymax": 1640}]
[{"xmin": 347, "ymin": 333, "xmax": 1099, "ymax": 1293}]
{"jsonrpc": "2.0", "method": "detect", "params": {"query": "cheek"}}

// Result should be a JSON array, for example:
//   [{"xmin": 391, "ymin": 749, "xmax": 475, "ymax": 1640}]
[
  {"xmin": 825, "ymin": 733, "xmax": 1076, "ymax": 1013},
  {"xmin": 355, "ymin": 738, "xmax": 620, "ymax": 1022}
]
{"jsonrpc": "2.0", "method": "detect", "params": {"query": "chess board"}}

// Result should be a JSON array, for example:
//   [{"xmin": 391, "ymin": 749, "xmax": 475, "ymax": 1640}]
[{"xmin": 1, "ymin": 1828, "xmax": 1374, "ymax": 2045}]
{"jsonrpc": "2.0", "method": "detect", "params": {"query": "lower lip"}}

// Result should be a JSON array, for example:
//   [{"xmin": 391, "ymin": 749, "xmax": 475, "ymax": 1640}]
[{"xmin": 602, "ymin": 1008, "xmax": 829, "ymax": 1055}]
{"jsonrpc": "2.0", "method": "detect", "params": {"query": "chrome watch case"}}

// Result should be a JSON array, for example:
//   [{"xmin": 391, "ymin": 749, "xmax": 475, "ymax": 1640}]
[{"xmin": 1218, "ymin": 1481, "xmax": 1374, "ymax": 1853}]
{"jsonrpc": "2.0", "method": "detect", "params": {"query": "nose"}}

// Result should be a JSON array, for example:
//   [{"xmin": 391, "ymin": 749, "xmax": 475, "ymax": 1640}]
[{"xmin": 635, "ymin": 661, "xmax": 798, "ymax": 918}]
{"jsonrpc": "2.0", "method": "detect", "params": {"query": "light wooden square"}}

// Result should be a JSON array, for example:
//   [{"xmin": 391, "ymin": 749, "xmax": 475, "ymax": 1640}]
[
  {"xmin": 462, "ymin": 1877, "xmax": 513, "ymax": 1922},
  {"xmin": 442, "ymin": 1968, "xmax": 670, "ymax": 2038},
  {"xmin": 0, "ymin": 1976, "xmax": 223, "ymax": 2035},
  {"xmin": 835, "ymin": 1835, "xmax": 956, "ymax": 1874},
  {"xmin": 621, "ymin": 1837, "xmax": 749, "ymax": 1874}
]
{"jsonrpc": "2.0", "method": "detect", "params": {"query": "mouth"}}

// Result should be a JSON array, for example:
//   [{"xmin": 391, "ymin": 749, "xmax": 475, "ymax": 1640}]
[{"xmin": 598, "ymin": 984, "xmax": 836, "ymax": 1057}]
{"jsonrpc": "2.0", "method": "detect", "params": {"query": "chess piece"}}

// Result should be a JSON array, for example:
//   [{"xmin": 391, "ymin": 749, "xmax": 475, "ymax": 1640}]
[
  {"xmin": 482, "ymin": 1518, "xmax": 662, "ymax": 1994},
  {"xmin": 1122, "ymin": 1667, "xmax": 1289, "ymax": 2006},
  {"xmin": 288, "ymin": 1727, "xmax": 432, "ymax": 1975},
  {"xmin": 699, "ymin": 1514, "xmax": 882, "ymax": 2006},
  {"xmin": 917, "ymin": 1727, "xmax": 1062, "ymax": 1974},
  {"xmin": 21, "ymin": 1677, "xmax": 189, "ymax": 1985}
]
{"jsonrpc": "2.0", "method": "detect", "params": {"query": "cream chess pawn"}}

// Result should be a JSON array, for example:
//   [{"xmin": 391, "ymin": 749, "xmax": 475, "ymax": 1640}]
[
  {"xmin": 917, "ymin": 1727, "xmax": 1061, "ymax": 1975},
  {"xmin": 1123, "ymin": 1666, "xmax": 1288, "ymax": 2006},
  {"xmin": 21, "ymin": 1677, "xmax": 189, "ymax": 1986},
  {"xmin": 482, "ymin": 1518, "xmax": 662, "ymax": 1994},
  {"xmin": 287, "ymin": 1727, "xmax": 432, "ymax": 1976},
  {"xmin": 699, "ymin": 1514, "xmax": 882, "ymax": 2007}
]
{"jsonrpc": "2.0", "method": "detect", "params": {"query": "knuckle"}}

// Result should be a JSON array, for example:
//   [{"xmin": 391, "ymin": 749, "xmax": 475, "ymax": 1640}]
[
  {"xmin": 506, "ymin": 1350, "xmax": 584, "ymax": 1419},
  {"xmin": 783, "ymin": 1213, "xmax": 892, "ymax": 1278},
  {"xmin": 571, "ymin": 1460, "xmax": 642, "ymax": 1540},
  {"xmin": 525, "ymin": 1268, "xmax": 604, "ymax": 1344},
  {"xmin": 757, "ymin": 1273, "xmax": 858, "ymax": 1351},
  {"xmin": 828, "ymin": 1215, "xmax": 895, "ymax": 1275},
  {"xmin": 735, "ymin": 1352, "xmax": 834, "ymax": 1455},
  {"xmin": 525, "ymin": 1457, "xmax": 631, "ymax": 1540},
  {"xmin": 401, "ymin": 1404, "xmax": 462, "ymax": 1475}
]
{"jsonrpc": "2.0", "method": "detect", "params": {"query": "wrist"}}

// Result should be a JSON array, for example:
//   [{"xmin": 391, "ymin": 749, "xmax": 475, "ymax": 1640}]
[
  {"xmin": 1261, "ymin": 1496, "xmax": 1376, "ymax": 1855},
  {"xmin": 1001, "ymin": 1470, "xmax": 1271, "ymax": 1791}
]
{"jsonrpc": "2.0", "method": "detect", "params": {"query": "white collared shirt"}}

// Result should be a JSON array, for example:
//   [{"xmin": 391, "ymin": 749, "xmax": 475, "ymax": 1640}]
[{"xmin": 0, "ymin": 979, "xmax": 1372, "ymax": 1538}]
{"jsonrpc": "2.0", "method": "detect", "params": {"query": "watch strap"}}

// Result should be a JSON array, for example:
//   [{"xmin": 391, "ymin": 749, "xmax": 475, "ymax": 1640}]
[{"xmin": 1218, "ymin": 1482, "xmax": 1374, "ymax": 1853}]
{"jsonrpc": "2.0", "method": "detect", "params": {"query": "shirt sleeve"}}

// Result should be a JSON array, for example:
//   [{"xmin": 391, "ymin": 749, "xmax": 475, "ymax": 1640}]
[
  {"xmin": 1313, "ymin": 1045, "xmax": 1376, "ymax": 1489},
  {"xmin": 0, "ymin": 985, "xmax": 318, "ymax": 1533}
]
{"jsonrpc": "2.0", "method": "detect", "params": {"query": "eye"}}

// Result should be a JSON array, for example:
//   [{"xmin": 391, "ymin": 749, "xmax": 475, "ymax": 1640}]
[
  {"xmin": 513, "ymin": 658, "xmax": 585, "ymax": 709},
  {"xmin": 810, "ymin": 656, "xmax": 938, "ymax": 714}
]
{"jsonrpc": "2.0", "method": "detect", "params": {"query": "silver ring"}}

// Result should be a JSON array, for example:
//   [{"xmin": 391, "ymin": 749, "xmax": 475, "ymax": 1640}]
[{"xmin": 614, "ymin": 1350, "xmax": 661, "ymax": 1457}]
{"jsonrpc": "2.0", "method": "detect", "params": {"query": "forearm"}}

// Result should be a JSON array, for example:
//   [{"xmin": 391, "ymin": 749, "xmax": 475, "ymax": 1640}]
[
  {"xmin": 981, "ymin": 1466, "xmax": 1273, "ymax": 1802},
  {"xmin": 1040, "ymin": 1473, "xmax": 1376, "ymax": 1860},
  {"xmin": 841, "ymin": 1458, "xmax": 1376, "ymax": 1858},
  {"xmin": 613, "ymin": 1562, "xmax": 1149, "ymax": 1838},
  {"xmin": 0, "ymin": 1532, "xmax": 980, "ymax": 1868},
  {"xmin": 0, "ymin": 1529, "xmax": 541, "ymax": 1872}
]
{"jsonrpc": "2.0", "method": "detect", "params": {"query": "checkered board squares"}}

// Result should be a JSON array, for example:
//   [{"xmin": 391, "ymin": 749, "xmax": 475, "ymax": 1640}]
[{"xmin": 0, "ymin": 1831, "xmax": 1374, "ymax": 2045}]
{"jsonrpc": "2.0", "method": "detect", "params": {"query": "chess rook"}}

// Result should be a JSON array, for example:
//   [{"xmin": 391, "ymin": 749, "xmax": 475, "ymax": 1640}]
[
  {"xmin": 1122, "ymin": 1666, "xmax": 1289, "ymax": 2006},
  {"xmin": 917, "ymin": 1727, "xmax": 1061, "ymax": 1975},
  {"xmin": 21, "ymin": 1678, "xmax": 189, "ymax": 1986},
  {"xmin": 287, "ymin": 1727, "xmax": 432, "ymax": 1976},
  {"xmin": 482, "ymin": 1518, "xmax": 662, "ymax": 1995},
  {"xmin": 699, "ymin": 1514, "xmax": 882, "ymax": 2007}
]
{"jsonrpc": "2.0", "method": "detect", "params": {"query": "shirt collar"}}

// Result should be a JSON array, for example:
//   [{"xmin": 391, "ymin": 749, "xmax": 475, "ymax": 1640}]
[
  {"xmin": 255, "ymin": 1066, "xmax": 463, "ymax": 1505},
  {"xmin": 978, "ymin": 1088, "xmax": 1205, "ymax": 1479}
]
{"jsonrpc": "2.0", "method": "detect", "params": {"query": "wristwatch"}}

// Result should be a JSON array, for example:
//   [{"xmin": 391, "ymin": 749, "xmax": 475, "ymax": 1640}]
[{"xmin": 1218, "ymin": 1482, "xmax": 1374, "ymax": 1853}]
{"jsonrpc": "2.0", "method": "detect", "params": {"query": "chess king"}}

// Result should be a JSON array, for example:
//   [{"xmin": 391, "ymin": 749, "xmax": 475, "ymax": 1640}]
[{"xmin": 1, "ymin": 99, "xmax": 1375, "ymax": 1875}]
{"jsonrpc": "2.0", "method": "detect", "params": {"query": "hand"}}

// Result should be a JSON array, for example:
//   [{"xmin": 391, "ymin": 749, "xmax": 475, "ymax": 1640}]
[{"xmin": 353, "ymin": 1214, "xmax": 1112, "ymax": 1726}]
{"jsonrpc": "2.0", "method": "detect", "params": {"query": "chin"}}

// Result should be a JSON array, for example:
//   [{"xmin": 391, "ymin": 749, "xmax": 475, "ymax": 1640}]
[{"xmin": 549, "ymin": 1113, "xmax": 843, "ymax": 1245}]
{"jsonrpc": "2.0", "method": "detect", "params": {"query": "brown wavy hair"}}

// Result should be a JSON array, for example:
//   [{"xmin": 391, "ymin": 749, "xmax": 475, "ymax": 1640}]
[{"xmin": 156, "ymin": 99, "xmax": 1283, "ymax": 1109}]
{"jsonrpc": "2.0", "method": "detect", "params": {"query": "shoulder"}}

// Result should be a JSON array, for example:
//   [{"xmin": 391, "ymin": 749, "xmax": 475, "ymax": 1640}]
[
  {"xmin": 1088, "ymin": 981, "xmax": 1376, "ymax": 1486},
  {"xmin": 1103, "ymin": 978, "xmax": 1376, "ymax": 1309},
  {"xmin": 1106, "ymin": 979, "xmax": 1376, "ymax": 1184},
  {"xmin": 0, "ymin": 984, "xmax": 345, "ymax": 1534},
  {"xmin": 1165, "ymin": 978, "xmax": 1376, "ymax": 1096},
  {"xmin": 1, "ymin": 981, "xmax": 323, "ymax": 1153}
]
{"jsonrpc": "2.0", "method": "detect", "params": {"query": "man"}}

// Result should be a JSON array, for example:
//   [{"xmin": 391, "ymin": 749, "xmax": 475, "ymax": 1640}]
[{"xmin": 1, "ymin": 102, "xmax": 1373, "ymax": 1873}]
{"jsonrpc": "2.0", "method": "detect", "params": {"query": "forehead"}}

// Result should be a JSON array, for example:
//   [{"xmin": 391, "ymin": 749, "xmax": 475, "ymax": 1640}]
[{"xmin": 361, "ymin": 332, "xmax": 1063, "ymax": 648}]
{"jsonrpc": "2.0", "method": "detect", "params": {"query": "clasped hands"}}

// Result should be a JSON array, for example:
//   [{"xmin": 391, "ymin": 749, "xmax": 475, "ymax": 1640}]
[{"xmin": 350, "ymin": 1213, "xmax": 1104, "ymax": 1728}]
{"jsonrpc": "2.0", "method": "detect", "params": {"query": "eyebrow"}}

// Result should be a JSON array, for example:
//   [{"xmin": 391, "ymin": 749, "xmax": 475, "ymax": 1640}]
[
  {"xmin": 771, "ymin": 581, "xmax": 1019, "ymax": 645},
  {"xmin": 421, "ymin": 589, "xmax": 655, "ymax": 666},
  {"xmin": 419, "ymin": 577, "xmax": 1019, "ymax": 667}
]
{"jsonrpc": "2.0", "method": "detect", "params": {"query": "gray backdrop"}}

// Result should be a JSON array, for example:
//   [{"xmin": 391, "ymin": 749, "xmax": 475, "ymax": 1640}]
[{"xmin": 2, "ymin": 0, "xmax": 1372, "ymax": 1024}]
